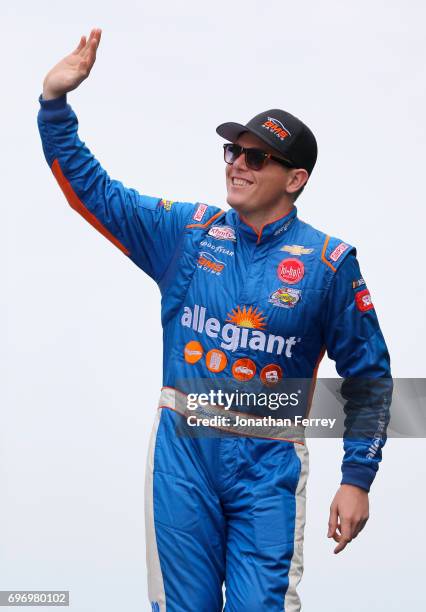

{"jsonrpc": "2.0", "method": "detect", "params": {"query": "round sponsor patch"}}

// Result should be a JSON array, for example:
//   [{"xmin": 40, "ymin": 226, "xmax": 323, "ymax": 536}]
[
  {"xmin": 184, "ymin": 341, "xmax": 204, "ymax": 364},
  {"xmin": 206, "ymin": 349, "xmax": 228, "ymax": 373},
  {"xmin": 355, "ymin": 289, "xmax": 374, "ymax": 312},
  {"xmin": 277, "ymin": 258, "xmax": 304, "ymax": 284},
  {"xmin": 232, "ymin": 358, "xmax": 256, "ymax": 381},
  {"xmin": 260, "ymin": 364, "xmax": 283, "ymax": 386}
]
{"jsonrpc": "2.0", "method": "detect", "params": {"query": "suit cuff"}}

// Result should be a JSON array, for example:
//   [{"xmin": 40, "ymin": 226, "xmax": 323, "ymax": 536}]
[
  {"xmin": 341, "ymin": 462, "xmax": 377, "ymax": 492},
  {"xmin": 38, "ymin": 93, "xmax": 70, "ymax": 122}
]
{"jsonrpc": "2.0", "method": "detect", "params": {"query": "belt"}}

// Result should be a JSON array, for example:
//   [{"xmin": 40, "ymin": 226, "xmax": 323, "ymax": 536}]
[{"xmin": 158, "ymin": 386, "xmax": 306, "ymax": 444}]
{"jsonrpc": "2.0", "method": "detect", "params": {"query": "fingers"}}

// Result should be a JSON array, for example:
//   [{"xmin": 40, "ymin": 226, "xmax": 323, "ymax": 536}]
[
  {"xmin": 77, "ymin": 28, "xmax": 102, "ymax": 77},
  {"xmin": 328, "ymin": 487, "xmax": 370, "ymax": 554},
  {"xmin": 84, "ymin": 39, "xmax": 98, "ymax": 72},
  {"xmin": 327, "ymin": 502, "xmax": 338, "ymax": 539},
  {"xmin": 73, "ymin": 28, "xmax": 102, "ymax": 59},
  {"xmin": 333, "ymin": 536, "xmax": 351, "ymax": 554},
  {"xmin": 82, "ymin": 28, "xmax": 102, "ymax": 55},
  {"xmin": 333, "ymin": 519, "xmax": 353, "ymax": 554},
  {"xmin": 72, "ymin": 35, "xmax": 86, "ymax": 54},
  {"xmin": 330, "ymin": 514, "xmax": 369, "ymax": 553}
]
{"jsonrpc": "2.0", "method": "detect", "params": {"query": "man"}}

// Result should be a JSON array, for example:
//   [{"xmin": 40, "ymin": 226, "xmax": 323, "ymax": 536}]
[{"xmin": 38, "ymin": 28, "xmax": 391, "ymax": 611}]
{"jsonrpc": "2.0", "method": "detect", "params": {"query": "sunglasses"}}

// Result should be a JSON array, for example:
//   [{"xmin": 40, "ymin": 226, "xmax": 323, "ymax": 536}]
[{"xmin": 223, "ymin": 143, "xmax": 295, "ymax": 171}]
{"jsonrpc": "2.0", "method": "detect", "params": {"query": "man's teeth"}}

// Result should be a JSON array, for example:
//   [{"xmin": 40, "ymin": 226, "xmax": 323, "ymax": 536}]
[{"xmin": 232, "ymin": 178, "xmax": 252, "ymax": 186}]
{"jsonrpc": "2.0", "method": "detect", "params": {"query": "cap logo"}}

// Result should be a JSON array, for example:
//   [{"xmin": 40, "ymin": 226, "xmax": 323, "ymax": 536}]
[{"xmin": 261, "ymin": 117, "xmax": 291, "ymax": 141}]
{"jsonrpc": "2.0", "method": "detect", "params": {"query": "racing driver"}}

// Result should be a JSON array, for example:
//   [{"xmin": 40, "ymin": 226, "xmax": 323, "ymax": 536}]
[{"xmin": 37, "ymin": 28, "xmax": 392, "ymax": 612}]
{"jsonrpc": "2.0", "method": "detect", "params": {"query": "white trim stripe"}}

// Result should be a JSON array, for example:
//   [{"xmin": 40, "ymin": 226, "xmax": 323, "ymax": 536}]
[
  {"xmin": 144, "ymin": 410, "xmax": 166, "ymax": 611},
  {"xmin": 284, "ymin": 441, "xmax": 309, "ymax": 612}
]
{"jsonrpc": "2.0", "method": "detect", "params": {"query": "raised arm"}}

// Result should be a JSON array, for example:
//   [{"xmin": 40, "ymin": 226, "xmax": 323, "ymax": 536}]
[{"xmin": 38, "ymin": 29, "xmax": 197, "ymax": 282}]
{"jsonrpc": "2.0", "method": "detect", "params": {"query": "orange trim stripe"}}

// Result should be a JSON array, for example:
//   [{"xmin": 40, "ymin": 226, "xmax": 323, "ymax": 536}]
[
  {"xmin": 51, "ymin": 158, "xmax": 130, "ymax": 256},
  {"xmin": 239, "ymin": 214, "xmax": 261, "ymax": 241},
  {"xmin": 186, "ymin": 210, "xmax": 225, "ymax": 229},
  {"xmin": 240, "ymin": 206, "xmax": 296, "ymax": 245},
  {"xmin": 321, "ymin": 235, "xmax": 336, "ymax": 272}
]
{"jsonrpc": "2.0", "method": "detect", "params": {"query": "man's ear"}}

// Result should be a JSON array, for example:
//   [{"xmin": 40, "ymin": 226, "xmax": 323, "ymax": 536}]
[{"xmin": 288, "ymin": 168, "xmax": 309, "ymax": 194}]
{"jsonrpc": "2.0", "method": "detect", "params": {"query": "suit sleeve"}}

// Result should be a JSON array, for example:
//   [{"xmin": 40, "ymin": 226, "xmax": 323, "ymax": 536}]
[
  {"xmin": 37, "ymin": 93, "xmax": 196, "ymax": 283},
  {"xmin": 322, "ymin": 252, "xmax": 392, "ymax": 492}
]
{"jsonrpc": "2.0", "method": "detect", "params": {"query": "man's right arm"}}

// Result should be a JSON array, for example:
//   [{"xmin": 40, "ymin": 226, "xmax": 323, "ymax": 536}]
[
  {"xmin": 37, "ymin": 92, "xmax": 196, "ymax": 282},
  {"xmin": 38, "ymin": 28, "xmax": 206, "ymax": 282}
]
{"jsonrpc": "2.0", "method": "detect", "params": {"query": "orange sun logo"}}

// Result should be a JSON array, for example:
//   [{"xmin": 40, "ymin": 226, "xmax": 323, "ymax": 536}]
[{"xmin": 226, "ymin": 305, "xmax": 267, "ymax": 329}]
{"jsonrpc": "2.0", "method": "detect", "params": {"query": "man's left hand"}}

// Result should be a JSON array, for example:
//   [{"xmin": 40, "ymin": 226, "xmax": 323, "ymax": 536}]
[{"xmin": 327, "ymin": 484, "xmax": 369, "ymax": 554}]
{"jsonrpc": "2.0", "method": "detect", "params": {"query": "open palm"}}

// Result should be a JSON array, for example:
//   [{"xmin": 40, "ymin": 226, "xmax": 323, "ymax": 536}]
[{"xmin": 43, "ymin": 28, "xmax": 102, "ymax": 100}]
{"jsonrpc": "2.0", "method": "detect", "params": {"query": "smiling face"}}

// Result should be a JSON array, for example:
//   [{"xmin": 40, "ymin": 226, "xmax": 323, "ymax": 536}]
[{"xmin": 225, "ymin": 131, "xmax": 308, "ymax": 218}]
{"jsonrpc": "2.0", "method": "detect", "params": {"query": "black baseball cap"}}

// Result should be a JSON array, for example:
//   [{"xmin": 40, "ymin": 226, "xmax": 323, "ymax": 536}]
[{"xmin": 216, "ymin": 109, "xmax": 318, "ymax": 174}]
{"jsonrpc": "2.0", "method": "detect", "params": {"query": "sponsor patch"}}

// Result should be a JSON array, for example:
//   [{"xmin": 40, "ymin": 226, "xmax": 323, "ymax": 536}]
[
  {"xmin": 355, "ymin": 289, "xmax": 374, "ymax": 312},
  {"xmin": 277, "ymin": 258, "xmax": 305, "ymax": 285},
  {"xmin": 184, "ymin": 340, "xmax": 204, "ymax": 364},
  {"xmin": 207, "ymin": 225, "xmax": 236, "ymax": 241},
  {"xmin": 200, "ymin": 239, "xmax": 234, "ymax": 257},
  {"xmin": 261, "ymin": 117, "xmax": 291, "ymax": 141},
  {"xmin": 352, "ymin": 278, "xmax": 366, "ymax": 289},
  {"xmin": 197, "ymin": 251, "xmax": 225, "ymax": 275},
  {"xmin": 206, "ymin": 349, "xmax": 228, "ymax": 373},
  {"xmin": 269, "ymin": 287, "xmax": 301, "ymax": 309},
  {"xmin": 158, "ymin": 199, "xmax": 173, "ymax": 211},
  {"xmin": 280, "ymin": 244, "xmax": 314, "ymax": 256},
  {"xmin": 193, "ymin": 203, "xmax": 208, "ymax": 222},
  {"xmin": 260, "ymin": 364, "xmax": 283, "ymax": 385},
  {"xmin": 330, "ymin": 242, "xmax": 349, "ymax": 262},
  {"xmin": 232, "ymin": 358, "xmax": 256, "ymax": 381}
]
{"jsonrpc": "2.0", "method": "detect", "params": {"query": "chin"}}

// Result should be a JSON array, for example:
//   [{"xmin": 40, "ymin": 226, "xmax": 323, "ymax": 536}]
[{"xmin": 226, "ymin": 192, "xmax": 251, "ymax": 212}]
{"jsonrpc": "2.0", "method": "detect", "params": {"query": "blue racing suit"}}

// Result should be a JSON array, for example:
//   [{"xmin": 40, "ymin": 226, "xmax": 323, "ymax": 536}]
[{"xmin": 37, "ymin": 93, "xmax": 391, "ymax": 612}]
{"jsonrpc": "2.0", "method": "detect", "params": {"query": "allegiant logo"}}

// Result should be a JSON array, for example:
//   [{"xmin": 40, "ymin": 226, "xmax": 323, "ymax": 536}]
[{"xmin": 181, "ymin": 304, "xmax": 298, "ymax": 357}]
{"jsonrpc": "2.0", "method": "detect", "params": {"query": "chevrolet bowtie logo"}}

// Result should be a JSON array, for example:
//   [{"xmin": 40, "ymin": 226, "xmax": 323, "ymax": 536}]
[{"xmin": 280, "ymin": 244, "xmax": 314, "ymax": 256}]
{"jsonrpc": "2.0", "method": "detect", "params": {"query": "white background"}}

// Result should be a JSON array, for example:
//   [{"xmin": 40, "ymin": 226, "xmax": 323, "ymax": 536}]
[{"xmin": 1, "ymin": 0, "xmax": 425, "ymax": 610}]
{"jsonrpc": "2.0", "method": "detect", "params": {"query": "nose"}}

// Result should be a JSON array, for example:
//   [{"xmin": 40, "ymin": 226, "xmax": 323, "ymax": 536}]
[{"xmin": 232, "ymin": 149, "xmax": 249, "ymax": 172}]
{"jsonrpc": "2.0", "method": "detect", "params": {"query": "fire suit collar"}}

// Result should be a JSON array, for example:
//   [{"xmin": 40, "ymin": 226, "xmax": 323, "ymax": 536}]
[{"xmin": 237, "ymin": 206, "xmax": 298, "ymax": 244}]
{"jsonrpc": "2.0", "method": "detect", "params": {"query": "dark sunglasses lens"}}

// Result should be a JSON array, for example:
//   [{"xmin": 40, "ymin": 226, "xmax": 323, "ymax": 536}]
[
  {"xmin": 224, "ymin": 143, "xmax": 241, "ymax": 164},
  {"xmin": 246, "ymin": 148, "xmax": 266, "ymax": 170}
]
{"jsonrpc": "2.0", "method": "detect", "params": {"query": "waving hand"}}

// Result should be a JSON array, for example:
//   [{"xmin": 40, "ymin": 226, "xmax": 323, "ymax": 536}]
[{"xmin": 42, "ymin": 28, "xmax": 102, "ymax": 100}]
